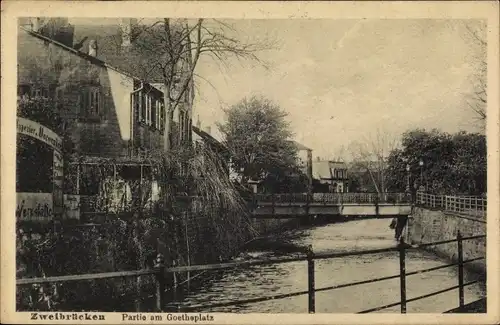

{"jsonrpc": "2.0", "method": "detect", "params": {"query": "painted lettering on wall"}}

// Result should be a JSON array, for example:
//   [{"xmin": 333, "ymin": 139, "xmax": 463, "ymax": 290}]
[
  {"xmin": 16, "ymin": 193, "xmax": 53, "ymax": 222},
  {"xmin": 17, "ymin": 117, "xmax": 62, "ymax": 152}
]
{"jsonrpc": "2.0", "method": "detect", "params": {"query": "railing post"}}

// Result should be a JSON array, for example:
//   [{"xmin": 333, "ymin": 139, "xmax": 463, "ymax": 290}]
[
  {"xmin": 307, "ymin": 248, "xmax": 315, "ymax": 314},
  {"xmin": 398, "ymin": 238, "xmax": 407, "ymax": 313},
  {"xmin": 457, "ymin": 231, "xmax": 464, "ymax": 309},
  {"xmin": 155, "ymin": 253, "xmax": 165, "ymax": 312}
]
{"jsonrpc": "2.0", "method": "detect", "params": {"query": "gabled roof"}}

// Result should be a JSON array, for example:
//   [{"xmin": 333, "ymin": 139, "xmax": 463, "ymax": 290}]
[
  {"xmin": 19, "ymin": 26, "xmax": 142, "ymax": 82},
  {"xmin": 192, "ymin": 126, "xmax": 228, "ymax": 154},
  {"xmin": 71, "ymin": 22, "xmax": 165, "ymax": 83},
  {"xmin": 312, "ymin": 160, "xmax": 348, "ymax": 180},
  {"xmin": 289, "ymin": 140, "xmax": 311, "ymax": 151},
  {"xmin": 312, "ymin": 161, "xmax": 332, "ymax": 180}
]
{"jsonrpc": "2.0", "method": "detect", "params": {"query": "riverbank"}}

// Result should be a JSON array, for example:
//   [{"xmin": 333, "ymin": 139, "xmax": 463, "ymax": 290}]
[
  {"xmin": 407, "ymin": 207, "xmax": 486, "ymax": 276},
  {"xmin": 16, "ymin": 213, "xmax": 312, "ymax": 311}
]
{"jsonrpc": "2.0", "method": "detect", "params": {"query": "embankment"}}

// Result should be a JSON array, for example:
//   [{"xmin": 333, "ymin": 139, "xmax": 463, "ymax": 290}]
[
  {"xmin": 406, "ymin": 207, "xmax": 486, "ymax": 276},
  {"xmin": 16, "ymin": 212, "xmax": 302, "ymax": 311},
  {"xmin": 250, "ymin": 217, "xmax": 301, "ymax": 235}
]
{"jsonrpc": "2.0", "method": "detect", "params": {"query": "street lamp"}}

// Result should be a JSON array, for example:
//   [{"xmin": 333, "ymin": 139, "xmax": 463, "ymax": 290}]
[
  {"xmin": 419, "ymin": 159, "xmax": 424, "ymax": 184},
  {"xmin": 405, "ymin": 164, "xmax": 410, "ymax": 193}
]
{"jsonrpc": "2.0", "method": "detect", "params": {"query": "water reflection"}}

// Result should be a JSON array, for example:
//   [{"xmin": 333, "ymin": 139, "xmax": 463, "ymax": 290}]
[{"xmin": 177, "ymin": 219, "xmax": 485, "ymax": 313}]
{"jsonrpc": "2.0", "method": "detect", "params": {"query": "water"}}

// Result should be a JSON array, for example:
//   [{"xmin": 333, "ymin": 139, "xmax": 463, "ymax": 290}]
[{"xmin": 175, "ymin": 219, "xmax": 485, "ymax": 313}]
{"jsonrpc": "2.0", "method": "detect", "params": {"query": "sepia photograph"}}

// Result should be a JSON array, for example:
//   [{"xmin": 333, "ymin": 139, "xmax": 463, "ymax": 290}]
[{"xmin": 1, "ymin": 1, "xmax": 499, "ymax": 324}]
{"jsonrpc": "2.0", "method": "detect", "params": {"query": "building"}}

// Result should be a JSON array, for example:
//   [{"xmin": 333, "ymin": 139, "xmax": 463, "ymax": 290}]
[
  {"xmin": 192, "ymin": 124, "xmax": 231, "ymax": 173},
  {"xmin": 290, "ymin": 141, "xmax": 313, "ymax": 189},
  {"xmin": 312, "ymin": 159, "xmax": 349, "ymax": 193},
  {"xmin": 16, "ymin": 18, "xmax": 196, "ymax": 222}
]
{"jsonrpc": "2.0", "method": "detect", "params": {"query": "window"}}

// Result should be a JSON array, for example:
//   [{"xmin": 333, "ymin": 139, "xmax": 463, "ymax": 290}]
[
  {"xmin": 179, "ymin": 110, "xmax": 185, "ymax": 142},
  {"xmin": 159, "ymin": 102, "xmax": 165, "ymax": 132},
  {"xmin": 145, "ymin": 95, "xmax": 152, "ymax": 126},
  {"xmin": 140, "ymin": 93, "xmax": 146, "ymax": 122},
  {"xmin": 155, "ymin": 100, "xmax": 163, "ymax": 130},
  {"xmin": 133, "ymin": 91, "xmax": 142, "ymax": 122},
  {"xmin": 81, "ymin": 86, "xmax": 101, "ymax": 118},
  {"xmin": 151, "ymin": 98, "xmax": 157, "ymax": 128},
  {"xmin": 178, "ymin": 111, "xmax": 190, "ymax": 143},
  {"xmin": 133, "ymin": 90, "xmax": 164, "ymax": 132}
]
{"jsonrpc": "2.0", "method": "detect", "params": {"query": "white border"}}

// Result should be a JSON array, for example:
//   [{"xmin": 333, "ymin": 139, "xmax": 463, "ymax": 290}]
[{"xmin": 1, "ymin": 1, "xmax": 499, "ymax": 324}]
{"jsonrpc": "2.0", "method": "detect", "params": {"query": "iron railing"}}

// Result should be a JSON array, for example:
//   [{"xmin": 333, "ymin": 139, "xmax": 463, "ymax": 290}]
[
  {"xmin": 254, "ymin": 192, "xmax": 410, "ymax": 205},
  {"xmin": 417, "ymin": 192, "xmax": 486, "ymax": 218},
  {"xmin": 16, "ymin": 232, "xmax": 485, "ymax": 313}
]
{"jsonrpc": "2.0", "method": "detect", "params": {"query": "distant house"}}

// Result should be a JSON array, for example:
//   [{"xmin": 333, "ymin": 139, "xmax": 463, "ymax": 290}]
[
  {"xmin": 312, "ymin": 159, "xmax": 349, "ymax": 193},
  {"xmin": 289, "ymin": 141, "xmax": 313, "ymax": 188},
  {"xmin": 192, "ymin": 125, "xmax": 230, "ymax": 172},
  {"xmin": 16, "ymin": 18, "xmax": 195, "ymax": 222}
]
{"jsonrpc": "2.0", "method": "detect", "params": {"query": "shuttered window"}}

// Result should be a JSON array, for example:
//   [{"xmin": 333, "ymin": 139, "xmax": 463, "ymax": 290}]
[{"xmin": 80, "ymin": 86, "xmax": 102, "ymax": 119}]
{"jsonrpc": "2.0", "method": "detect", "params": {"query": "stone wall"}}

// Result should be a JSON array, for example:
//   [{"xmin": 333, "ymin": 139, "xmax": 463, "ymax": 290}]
[{"xmin": 406, "ymin": 207, "xmax": 486, "ymax": 275}]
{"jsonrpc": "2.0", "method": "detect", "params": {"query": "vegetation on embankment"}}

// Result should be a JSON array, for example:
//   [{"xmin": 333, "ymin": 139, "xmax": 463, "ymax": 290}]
[{"xmin": 16, "ymin": 144, "xmax": 260, "ymax": 311}]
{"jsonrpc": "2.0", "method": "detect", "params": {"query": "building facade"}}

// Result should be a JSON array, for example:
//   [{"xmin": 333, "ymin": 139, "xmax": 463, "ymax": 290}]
[
  {"xmin": 312, "ymin": 159, "xmax": 349, "ymax": 193},
  {"xmin": 16, "ymin": 18, "xmax": 196, "ymax": 222},
  {"xmin": 291, "ymin": 141, "xmax": 313, "ymax": 189}
]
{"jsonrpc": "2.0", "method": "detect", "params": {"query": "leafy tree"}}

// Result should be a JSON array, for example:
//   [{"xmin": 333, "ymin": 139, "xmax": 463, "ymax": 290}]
[
  {"xmin": 385, "ymin": 128, "xmax": 486, "ymax": 195},
  {"xmin": 219, "ymin": 96, "xmax": 300, "ymax": 189},
  {"xmin": 261, "ymin": 166, "xmax": 309, "ymax": 193},
  {"xmin": 450, "ymin": 131, "xmax": 486, "ymax": 194},
  {"xmin": 346, "ymin": 164, "xmax": 377, "ymax": 193}
]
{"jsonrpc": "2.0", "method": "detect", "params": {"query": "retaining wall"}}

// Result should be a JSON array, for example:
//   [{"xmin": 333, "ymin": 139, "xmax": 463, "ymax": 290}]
[{"xmin": 406, "ymin": 207, "xmax": 486, "ymax": 275}]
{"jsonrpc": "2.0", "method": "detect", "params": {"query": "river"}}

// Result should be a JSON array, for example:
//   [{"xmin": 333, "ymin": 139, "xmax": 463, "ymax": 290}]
[{"xmin": 171, "ymin": 218, "xmax": 485, "ymax": 313}]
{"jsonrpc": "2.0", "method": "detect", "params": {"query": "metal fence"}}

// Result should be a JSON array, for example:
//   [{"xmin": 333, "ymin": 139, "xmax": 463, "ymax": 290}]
[
  {"xmin": 17, "ymin": 232, "xmax": 485, "ymax": 313},
  {"xmin": 417, "ymin": 192, "xmax": 487, "ymax": 218},
  {"xmin": 254, "ymin": 192, "xmax": 410, "ymax": 205}
]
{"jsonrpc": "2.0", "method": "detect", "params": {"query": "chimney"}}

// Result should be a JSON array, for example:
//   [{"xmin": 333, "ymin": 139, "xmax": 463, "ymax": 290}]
[
  {"xmin": 196, "ymin": 116, "xmax": 201, "ymax": 129},
  {"xmin": 119, "ymin": 18, "xmax": 132, "ymax": 49},
  {"xmin": 88, "ymin": 39, "xmax": 98, "ymax": 57},
  {"xmin": 204, "ymin": 126, "xmax": 211, "ymax": 135}
]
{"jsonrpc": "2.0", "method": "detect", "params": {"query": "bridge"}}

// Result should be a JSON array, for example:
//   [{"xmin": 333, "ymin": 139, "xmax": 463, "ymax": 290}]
[{"xmin": 250, "ymin": 192, "xmax": 412, "ymax": 219}]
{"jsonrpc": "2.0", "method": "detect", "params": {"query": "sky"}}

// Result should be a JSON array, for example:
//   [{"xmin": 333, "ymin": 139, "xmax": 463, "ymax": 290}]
[
  {"xmin": 68, "ymin": 18, "xmax": 486, "ymax": 160},
  {"xmin": 191, "ymin": 19, "xmax": 486, "ymax": 159}
]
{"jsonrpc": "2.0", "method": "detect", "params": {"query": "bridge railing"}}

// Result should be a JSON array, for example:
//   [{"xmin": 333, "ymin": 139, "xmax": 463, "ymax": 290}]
[
  {"xmin": 417, "ymin": 192, "xmax": 487, "ymax": 218},
  {"xmin": 16, "ymin": 232, "xmax": 485, "ymax": 313},
  {"xmin": 255, "ymin": 192, "xmax": 410, "ymax": 205}
]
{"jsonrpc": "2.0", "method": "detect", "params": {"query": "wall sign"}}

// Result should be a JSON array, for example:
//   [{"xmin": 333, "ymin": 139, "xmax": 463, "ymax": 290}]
[
  {"xmin": 17, "ymin": 117, "xmax": 64, "ymax": 222},
  {"xmin": 17, "ymin": 117, "xmax": 63, "ymax": 153}
]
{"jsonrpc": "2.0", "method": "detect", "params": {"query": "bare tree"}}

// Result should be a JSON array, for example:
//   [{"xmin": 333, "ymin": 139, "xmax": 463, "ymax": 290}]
[
  {"xmin": 348, "ymin": 128, "xmax": 400, "ymax": 193},
  {"xmin": 330, "ymin": 145, "xmax": 347, "ymax": 162},
  {"xmin": 463, "ymin": 21, "xmax": 487, "ymax": 125},
  {"xmin": 121, "ymin": 19, "xmax": 275, "ymax": 152}
]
